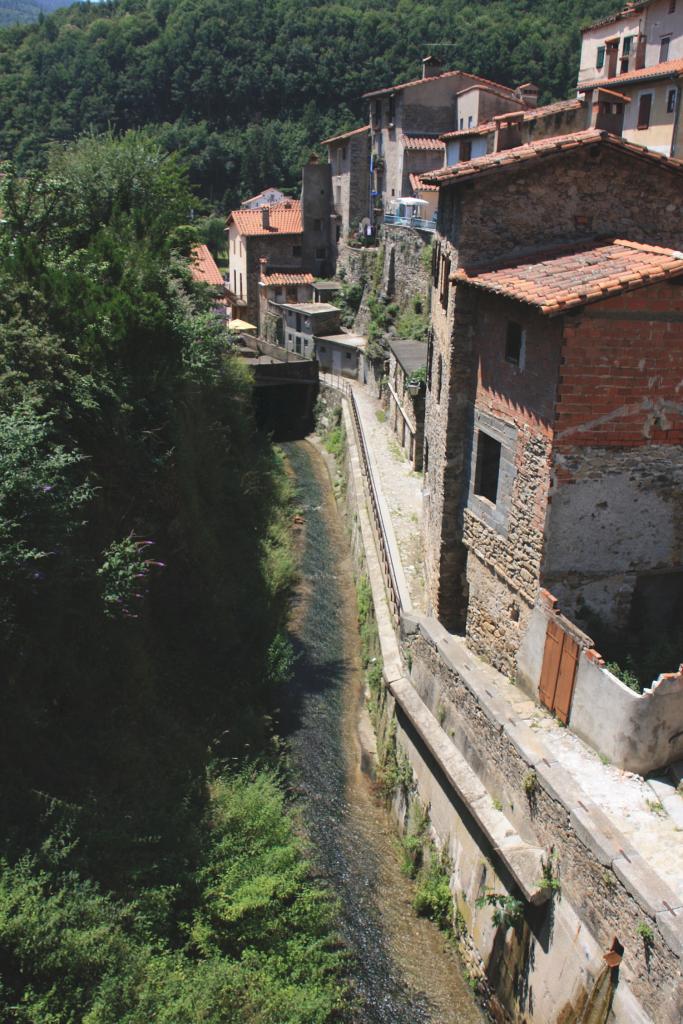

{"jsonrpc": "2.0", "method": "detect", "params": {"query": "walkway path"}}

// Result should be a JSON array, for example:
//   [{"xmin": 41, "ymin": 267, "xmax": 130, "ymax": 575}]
[
  {"xmin": 321, "ymin": 371, "xmax": 683, "ymax": 909},
  {"xmin": 321, "ymin": 372, "xmax": 426, "ymax": 613}
]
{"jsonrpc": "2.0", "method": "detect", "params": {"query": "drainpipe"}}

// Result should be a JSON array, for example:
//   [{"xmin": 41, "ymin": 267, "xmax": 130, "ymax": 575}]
[{"xmin": 671, "ymin": 80, "xmax": 681, "ymax": 158}]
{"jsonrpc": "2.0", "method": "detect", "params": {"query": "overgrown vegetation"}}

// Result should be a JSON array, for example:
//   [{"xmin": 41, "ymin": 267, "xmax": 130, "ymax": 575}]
[
  {"xmin": 0, "ymin": 133, "xmax": 348, "ymax": 1021},
  {"xmin": 0, "ymin": 0, "xmax": 616, "ymax": 204},
  {"xmin": 475, "ymin": 891, "xmax": 525, "ymax": 930},
  {"xmin": 579, "ymin": 601, "xmax": 683, "ymax": 691}
]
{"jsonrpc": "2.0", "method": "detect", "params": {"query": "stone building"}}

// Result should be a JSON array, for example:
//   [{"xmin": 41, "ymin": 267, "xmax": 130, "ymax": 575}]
[
  {"xmin": 420, "ymin": 130, "xmax": 683, "ymax": 679},
  {"xmin": 385, "ymin": 339, "xmax": 427, "ymax": 469},
  {"xmin": 315, "ymin": 331, "xmax": 367, "ymax": 379},
  {"xmin": 360, "ymin": 57, "xmax": 536, "ymax": 223},
  {"xmin": 226, "ymin": 158, "xmax": 334, "ymax": 329},
  {"xmin": 280, "ymin": 302, "xmax": 341, "ymax": 358},
  {"xmin": 226, "ymin": 200, "xmax": 304, "ymax": 325},
  {"xmin": 257, "ymin": 258, "xmax": 314, "ymax": 341},
  {"xmin": 577, "ymin": 0, "xmax": 683, "ymax": 156},
  {"xmin": 323, "ymin": 124, "xmax": 370, "ymax": 243}
]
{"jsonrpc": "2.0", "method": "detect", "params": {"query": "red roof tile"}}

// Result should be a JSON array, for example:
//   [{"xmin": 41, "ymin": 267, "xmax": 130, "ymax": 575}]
[
  {"xmin": 579, "ymin": 57, "xmax": 683, "ymax": 91},
  {"xmin": 322, "ymin": 124, "xmax": 370, "ymax": 145},
  {"xmin": 190, "ymin": 244, "xmax": 224, "ymax": 287},
  {"xmin": 227, "ymin": 200, "xmax": 303, "ymax": 237},
  {"xmin": 423, "ymin": 129, "xmax": 683, "ymax": 186},
  {"xmin": 409, "ymin": 172, "xmax": 439, "ymax": 193},
  {"xmin": 362, "ymin": 68, "xmax": 516, "ymax": 100},
  {"xmin": 402, "ymin": 135, "xmax": 445, "ymax": 151},
  {"xmin": 453, "ymin": 239, "xmax": 683, "ymax": 315},
  {"xmin": 260, "ymin": 272, "xmax": 315, "ymax": 287},
  {"xmin": 440, "ymin": 99, "xmax": 584, "ymax": 141}
]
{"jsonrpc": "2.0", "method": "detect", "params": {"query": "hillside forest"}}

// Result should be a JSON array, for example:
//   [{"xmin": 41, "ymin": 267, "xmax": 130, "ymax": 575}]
[{"xmin": 0, "ymin": 0, "xmax": 617, "ymax": 206}]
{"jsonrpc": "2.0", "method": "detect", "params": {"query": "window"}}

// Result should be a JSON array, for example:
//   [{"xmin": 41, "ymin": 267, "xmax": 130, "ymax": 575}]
[
  {"xmin": 295, "ymin": 338, "xmax": 302, "ymax": 354},
  {"xmin": 296, "ymin": 313, "xmax": 302, "ymax": 332},
  {"xmin": 459, "ymin": 117, "xmax": 464, "ymax": 129},
  {"xmin": 388, "ymin": 95, "xmax": 395, "ymax": 124},
  {"xmin": 620, "ymin": 55, "xmax": 629, "ymax": 73},
  {"xmin": 293, "ymin": 245, "xmax": 302, "ymax": 257},
  {"xmin": 239, "ymin": 273, "xmax": 243, "ymax": 297},
  {"xmin": 374, "ymin": 100, "xmax": 381, "ymax": 127},
  {"xmin": 342, "ymin": 145, "xmax": 347, "ymax": 160},
  {"xmin": 439, "ymin": 254, "xmax": 451, "ymax": 310},
  {"xmin": 346, "ymin": 351, "xmax": 352, "ymax": 359},
  {"xmin": 432, "ymin": 241, "xmax": 440, "ymax": 286},
  {"xmin": 468, "ymin": 115, "xmax": 473, "ymax": 128},
  {"xmin": 313, "ymin": 218, "xmax": 322, "ymax": 231},
  {"xmin": 474, "ymin": 432, "xmax": 502, "ymax": 504},
  {"xmin": 667, "ymin": 88, "xmax": 678, "ymax": 113},
  {"xmin": 233, "ymin": 269, "xmax": 237, "ymax": 291},
  {"xmin": 460, "ymin": 140, "xmax": 472, "ymax": 161},
  {"xmin": 622, "ymin": 36, "xmax": 632, "ymax": 56},
  {"xmin": 669, "ymin": 0, "xmax": 676, "ymax": 12},
  {"xmin": 660, "ymin": 36, "xmax": 671, "ymax": 62},
  {"xmin": 637, "ymin": 92, "xmax": 652, "ymax": 129},
  {"xmin": 596, "ymin": 45, "xmax": 605, "ymax": 69},
  {"xmin": 505, "ymin": 322, "xmax": 524, "ymax": 366}
]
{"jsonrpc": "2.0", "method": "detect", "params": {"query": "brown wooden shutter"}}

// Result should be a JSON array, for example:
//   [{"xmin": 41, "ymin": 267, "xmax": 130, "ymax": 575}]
[
  {"xmin": 554, "ymin": 635, "xmax": 579, "ymax": 724},
  {"xmin": 637, "ymin": 93, "xmax": 652, "ymax": 129},
  {"xmin": 539, "ymin": 620, "xmax": 564, "ymax": 711}
]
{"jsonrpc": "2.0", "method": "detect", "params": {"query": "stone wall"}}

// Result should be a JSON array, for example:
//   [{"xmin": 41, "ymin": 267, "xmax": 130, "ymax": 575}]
[
  {"xmin": 449, "ymin": 144, "xmax": 683, "ymax": 265},
  {"xmin": 380, "ymin": 224, "xmax": 432, "ymax": 309},
  {"xmin": 401, "ymin": 624, "xmax": 683, "ymax": 1024},
  {"xmin": 329, "ymin": 130, "xmax": 370, "ymax": 242}
]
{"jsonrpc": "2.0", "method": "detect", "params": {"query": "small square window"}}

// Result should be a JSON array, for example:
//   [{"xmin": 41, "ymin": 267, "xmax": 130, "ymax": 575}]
[
  {"xmin": 346, "ymin": 352, "xmax": 352, "ymax": 359},
  {"xmin": 505, "ymin": 322, "xmax": 524, "ymax": 366},
  {"xmin": 474, "ymin": 432, "xmax": 502, "ymax": 504}
]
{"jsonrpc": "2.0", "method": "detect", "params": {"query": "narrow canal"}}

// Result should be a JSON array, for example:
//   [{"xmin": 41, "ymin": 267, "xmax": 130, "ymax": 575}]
[{"xmin": 282, "ymin": 439, "xmax": 484, "ymax": 1024}]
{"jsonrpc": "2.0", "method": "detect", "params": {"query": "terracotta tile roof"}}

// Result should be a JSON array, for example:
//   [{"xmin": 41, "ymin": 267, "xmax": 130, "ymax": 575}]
[
  {"xmin": 453, "ymin": 239, "xmax": 683, "ymax": 316},
  {"xmin": 322, "ymin": 124, "xmax": 370, "ymax": 145},
  {"xmin": 409, "ymin": 172, "xmax": 439, "ymax": 192},
  {"xmin": 227, "ymin": 200, "xmax": 303, "ymax": 237},
  {"xmin": 423, "ymin": 128, "xmax": 683, "ymax": 185},
  {"xmin": 190, "ymin": 244, "xmax": 224, "ymax": 287},
  {"xmin": 260, "ymin": 272, "xmax": 315, "ymax": 287},
  {"xmin": 402, "ymin": 135, "xmax": 445, "ymax": 151},
  {"xmin": 580, "ymin": 57, "xmax": 683, "ymax": 91},
  {"xmin": 363, "ymin": 68, "xmax": 516, "ymax": 100},
  {"xmin": 440, "ymin": 99, "xmax": 584, "ymax": 141}
]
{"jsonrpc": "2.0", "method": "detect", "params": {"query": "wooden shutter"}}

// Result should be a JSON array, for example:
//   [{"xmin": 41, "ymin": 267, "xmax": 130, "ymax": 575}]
[
  {"xmin": 539, "ymin": 620, "xmax": 564, "ymax": 711},
  {"xmin": 637, "ymin": 93, "xmax": 652, "ymax": 129},
  {"xmin": 554, "ymin": 635, "xmax": 579, "ymax": 724}
]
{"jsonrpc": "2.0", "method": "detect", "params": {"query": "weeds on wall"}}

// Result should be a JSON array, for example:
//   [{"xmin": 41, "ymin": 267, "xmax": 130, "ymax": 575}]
[
  {"xmin": 475, "ymin": 891, "xmax": 525, "ymax": 930},
  {"xmin": 413, "ymin": 852, "xmax": 453, "ymax": 930}
]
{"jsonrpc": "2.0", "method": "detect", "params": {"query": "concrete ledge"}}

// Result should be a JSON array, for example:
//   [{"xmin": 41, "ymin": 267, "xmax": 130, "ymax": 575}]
[
  {"xmin": 390, "ymin": 675, "xmax": 550, "ymax": 905},
  {"xmin": 612, "ymin": 853, "xmax": 683, "ymax": 921}
]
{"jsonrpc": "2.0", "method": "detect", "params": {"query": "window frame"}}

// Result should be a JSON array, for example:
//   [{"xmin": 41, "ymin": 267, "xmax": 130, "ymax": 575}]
[
  {"xmin": 505, "ymin": 322, "xmax": 525, "ymax": 368},
  {"xmin": 637, "ymin": 91, "xmax": 653, "ymax": 129},
  {"xmin": 474, "ymin": 431, "xmax": 502, "ymax": 505},
  {"xmin": 596, "ymin": 45, "xmax": 606, "ymax": 69},
  {"xmin": 667, "ymin": 88, "xmax": 678, "ymax": 114}
]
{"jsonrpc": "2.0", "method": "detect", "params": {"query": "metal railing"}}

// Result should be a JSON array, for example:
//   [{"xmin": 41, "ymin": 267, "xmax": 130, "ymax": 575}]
[
  {"xmin": 348, "ymin": 390, "xmax": 404, "ymax": 622},
  {"xmin": 383, "ymin": 214, "xmax": 436, "ymax": 232}
]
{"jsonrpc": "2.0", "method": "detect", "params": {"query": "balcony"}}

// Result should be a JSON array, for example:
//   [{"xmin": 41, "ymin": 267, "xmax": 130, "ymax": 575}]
[{"xmin": 383, "ymin": 213, "xmax": 436, "ymax": 232}]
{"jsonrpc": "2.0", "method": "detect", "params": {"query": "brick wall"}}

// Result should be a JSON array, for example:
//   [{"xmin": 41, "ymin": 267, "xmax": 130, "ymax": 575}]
[{"xmin": 542, "ymin": 279, "xmax": 683, "ymax": 627}]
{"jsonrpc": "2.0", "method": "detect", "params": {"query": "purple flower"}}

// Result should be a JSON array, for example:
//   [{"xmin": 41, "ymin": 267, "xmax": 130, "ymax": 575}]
[{"xmin": 41, "ymin": 485, "xmax": 54, "ymax": 493}]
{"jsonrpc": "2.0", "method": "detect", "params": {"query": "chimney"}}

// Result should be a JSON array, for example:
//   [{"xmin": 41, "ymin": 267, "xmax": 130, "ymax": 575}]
[
  {"xmin": 261, "ymin": 205, "xmax": 270, "ymax": 230},
  {"xmin": 259, "ymin": 255, "xmax": 269, "ymax": 280},
  {"xmin": 422, "ymin": 55, "xmax": 443, "ymax": 79},
  {"xmin": 515, "ymin": 82, "xmax": 539, "ymax": 108},
  {"xmin": 493, "ymin": 111, "xmax": 524, "ymax": 152}
]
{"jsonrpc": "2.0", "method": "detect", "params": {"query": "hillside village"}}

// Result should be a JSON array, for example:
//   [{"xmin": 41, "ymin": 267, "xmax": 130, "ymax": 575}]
[{"xmin": 190, "ymin": 3, "xmax": 683, "ymax": 1019}]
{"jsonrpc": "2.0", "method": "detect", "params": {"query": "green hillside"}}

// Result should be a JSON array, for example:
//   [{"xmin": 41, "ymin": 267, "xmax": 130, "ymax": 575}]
[
  {"xmin": 0, "ymin": 0, "xmax": 616, "ymax": 206},
  {"xmin": 0, "ymin": 0, "xmax": 71, "ymax": 27}
]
